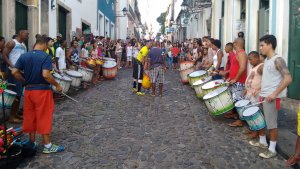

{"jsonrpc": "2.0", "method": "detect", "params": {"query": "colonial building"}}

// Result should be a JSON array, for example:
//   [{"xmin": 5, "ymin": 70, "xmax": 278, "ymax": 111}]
[{"xmin": 98, "ymin": 0, "xmax": 116, "ymax": 39}]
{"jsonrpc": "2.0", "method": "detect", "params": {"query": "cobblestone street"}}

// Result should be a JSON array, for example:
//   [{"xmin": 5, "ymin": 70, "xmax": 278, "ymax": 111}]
[{"xmin": 19, "ymin": 69, "xmax": 289, "ymax": 169}]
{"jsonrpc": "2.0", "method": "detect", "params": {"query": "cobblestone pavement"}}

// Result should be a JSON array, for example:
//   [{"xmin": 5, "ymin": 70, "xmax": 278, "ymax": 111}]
[{"xmin": 19, "ymin": 69, "xmax": 290, "ymax": 169}]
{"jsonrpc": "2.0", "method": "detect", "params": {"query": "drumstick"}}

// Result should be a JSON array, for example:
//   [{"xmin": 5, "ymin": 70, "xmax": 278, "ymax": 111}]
[
  {"xmin": 244, "ymin": 101, "xmax": 266, "ymax": 108},
  {"xmin": 61, "ymin": 92, "xmax": 79, "ymax": 103}
]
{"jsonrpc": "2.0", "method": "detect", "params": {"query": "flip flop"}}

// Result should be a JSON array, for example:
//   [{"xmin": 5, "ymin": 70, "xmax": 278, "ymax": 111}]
[
  {"xmin": 286, "ymin": 155, "xmax": 300, "ymax": 166},
  {"xmin": 228, "ymin": 121, "xmax": 243, "ymax": 127}
]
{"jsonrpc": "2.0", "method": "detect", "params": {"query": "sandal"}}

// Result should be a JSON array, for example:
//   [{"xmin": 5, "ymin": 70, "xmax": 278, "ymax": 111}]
[
  {"xmin": 151, "ymin": 94, "xmax": 156, "ymax": 97},
  {"xmin": 286, "ymin": 155, "xmax": 300, "ymax": 166},
  {"xmin": 224, "ymin": 113, "xmax": 238, "ymax": 119},
  {"xmin": 8, "ymin": 117, "xmax": 22, "ymax": 124},
  {"xmin": 228, "ymin": 120, "xmax": 243, "ymax": 127}
]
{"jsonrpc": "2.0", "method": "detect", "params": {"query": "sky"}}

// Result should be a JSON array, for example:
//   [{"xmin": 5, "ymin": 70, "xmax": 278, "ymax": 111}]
[{"xmin": 138, "ymin": 0, "xmax": 171, "ymax": 36}]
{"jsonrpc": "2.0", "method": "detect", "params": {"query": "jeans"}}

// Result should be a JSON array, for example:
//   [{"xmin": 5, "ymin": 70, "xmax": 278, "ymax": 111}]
[{"xmin": 166, "ymin": 57, "xmax": 173, "ymax": 68}]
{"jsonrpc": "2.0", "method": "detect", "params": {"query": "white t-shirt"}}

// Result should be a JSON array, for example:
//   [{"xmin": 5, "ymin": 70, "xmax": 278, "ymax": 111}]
[
  {"xmin": 132, "ymin": 47, "xmax": 139, "ymax": 59},
  {"xmin": 127, "ymin": 46, "xmax": 133, "ymax": 56},
  {"xmin": 56, "ymin": 47, "xmax": 66, "ymax": 70}
]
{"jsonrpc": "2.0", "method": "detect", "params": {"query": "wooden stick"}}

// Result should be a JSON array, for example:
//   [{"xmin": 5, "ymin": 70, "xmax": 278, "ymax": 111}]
[
  {"xmin": 61, "ymin": 92, "xmax": 79, "ymax": 103},
  {"xmin": 244, "ymin": 101, "xmax": 266, "ymax": 108}
]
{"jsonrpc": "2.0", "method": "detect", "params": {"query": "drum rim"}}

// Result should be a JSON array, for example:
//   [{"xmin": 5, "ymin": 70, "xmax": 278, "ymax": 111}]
[
  {"xmin": 53, "ymin": 73, "xmax": 72, "ymax": 81},
  {"xmin": 189, "ymin": 70, "xmax": 207, "ymax": 78},
  {"xmin": 66, "ymin": 71, "xmax": 83, "ymax": 77},
  {"xmin": 235, "ymin": 100, "xmax": 250, "ymax": 107},
  {"xmin": 4, "ymin": 89, "xmax": 17, "ymax": 95},
  {"xmin": 203, "ymin": 86, "xmax": 228, "ymax": 100},
  {"xmin": 103, "ymin": 61, "xmax": 117, "ymax": 68},
  {"xmin": 202, "ymin": 79, "xmax": 224, "ymax": 90},
  {"xmin": 79, "ymin": 67, "xmax": 93, "ymax": 72},
  {"xmin": 193, "ymin": 76, "xmax": 212, "ymax": 86},
  {"xmin": 243, "ymin": 106, "xmax": 260, "ymax": 117}
]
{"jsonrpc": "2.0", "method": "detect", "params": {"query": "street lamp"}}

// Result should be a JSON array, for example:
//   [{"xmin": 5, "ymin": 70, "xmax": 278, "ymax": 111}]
[{"xmin": 116, "ymin": 7, "xmax": 128, "ymax": 17}]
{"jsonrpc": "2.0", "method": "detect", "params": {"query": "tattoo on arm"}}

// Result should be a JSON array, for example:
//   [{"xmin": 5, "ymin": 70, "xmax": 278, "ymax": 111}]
[{"xmin": 275, "ymin": 57, "xmax": 291, "ymax": 77}]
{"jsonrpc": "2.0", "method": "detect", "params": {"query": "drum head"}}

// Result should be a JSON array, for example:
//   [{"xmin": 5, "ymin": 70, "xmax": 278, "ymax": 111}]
[
  {"xmin": 203, "ymin": 86, "xmax": 228, "ymax": 100},
  {"xmin": 243, "ymin": 106, "xmax": 260, "ymax": 117},
  {"xmin": 103, "ymin": 57, "xmax": 116, "ymax": 61},
  {"xmin": 189, "ymin": 70, "xmax": 206, "ymax": 78},
  {"xmin": 53, "ymin": 73, "xmax": 72, "ymax": 81},
  {"xmin": 4, "ymin": 89, "xmax": 17, "ymax": 95},
  {"xmin": 202, "ymin": 79, "xmax": 224, "ymax": 90},
  {"xmin": 103, "ymin": 61, "xmax": 117, "ymax": 68},
  {"xmin": 235, "ymin": 100, "xmax": 250, "ymax": 107},
  {"xmin": 193, "ymin": 76, "xmax": 212, "ymax": 86},
  {"xmin": 66, "ymin": 71, "xmax": 83, "ymax": 78}
]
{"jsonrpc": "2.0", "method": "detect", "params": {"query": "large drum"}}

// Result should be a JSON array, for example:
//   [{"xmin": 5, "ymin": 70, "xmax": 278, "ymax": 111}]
[
  {"xmin": 78, "ymin": 66, "xmax": 93, "ymax": 82},
  {"xmin": 201, "ymin": 79, "xmax": 225, "ymax": 96},
  {"xmin": 203, "ymin": 87, "xmax": 235, "ymax": 116},
  {"xmin": 0, "ymin": 90, "xmax": 17, "ymax": 108},
  {"xmin": 180, "ymin": 67, "xmax": 195, "ymax": 84},
  {"xmin": 180, "ymin": 61, "xmax": 194, "ymax": 70},
  {"xmin": 193, "ymin": 76, "xmax": 212, "ymax": 99},
  {"xmin": 65, "ymin": 70, "xmax": 83, "ymax": 87},
  {"xmin": 235, "ymin": 100, "xmax": 251, "ymax": 120},
  {"xmin": 103, "ymin": 61, "xmax": 117, "ymax": 79},
  {"xmin": 188, "ymin": 70, "xmax": 207, "ymax": 87},
  {"xmin": 52, "ymin": 73, "xmax": 72, "ymax": 93},
  {"xmin": 243, "ymin": 106, "xmax": 266, "ymax": 131}
]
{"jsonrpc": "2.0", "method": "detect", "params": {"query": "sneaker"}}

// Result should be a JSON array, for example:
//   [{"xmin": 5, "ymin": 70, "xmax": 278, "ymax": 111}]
[
  {"xmin": 43, "ymin": 144, "xmax": 65, "ymax": 154},
  {"xmin": 136, "ymin": 92, "xmax": 145, "ymax": 96},
  {"xmin": 249, "ymin": 140, "xmax": 268, "ymax": 149},
  {"xmin": 131, "ymin": 88, "xmax": 138, "ymax": 92},
  {"xmin": 259, "ymin": 150, "xmax": 277, "ymax": 159}
]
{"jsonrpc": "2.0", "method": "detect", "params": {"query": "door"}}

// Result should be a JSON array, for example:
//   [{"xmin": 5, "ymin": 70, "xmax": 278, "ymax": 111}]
[
  {"xmin": 58, "ymin": 6, "xmax": 67, "ymax": 40},
  {"xmin": 288, "ymin": 0, "xmax": 300, "ymax": 99},
  {"xmin": 257, "ymin": 8, "xmax": 269, "ymax": 50},
  {"xmin": 15, "ymin": 1, "xmax": 28, "ymax": 33},
  {"xmin": 0, "ymin": 0, "xmax": 2, "ymax": 35}
]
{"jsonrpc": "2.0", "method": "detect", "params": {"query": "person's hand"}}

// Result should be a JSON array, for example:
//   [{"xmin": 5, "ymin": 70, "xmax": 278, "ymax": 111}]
[
  {"xmin": 265, "ymin": 93, "xmax": 277, "ymax": 102},
  {"xmin": 219, "ymin": 71, "xmax": 226, "ymax": 77},
  {"xmin": 211, "ymin": 71, "xmax": 218, "ymax": 76},
  {"xmin": 55, "ymin": 85, "xmax": 63, "ymax": 93},
  {"xmin": 229, "ymin": 79, "xmax": 237, "ymax": 85}
]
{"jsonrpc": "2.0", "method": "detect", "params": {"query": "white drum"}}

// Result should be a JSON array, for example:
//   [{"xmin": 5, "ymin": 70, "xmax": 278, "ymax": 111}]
[
  {"xmin": 52, "ymin": 73, "xmax": 72, "ymax": 93},
  {"xmin": 0, "ymin": 90, "xmax": 17, "ymax": 109},
  {"xmin": 203, "ymin": 87, "xmax": 235, "ymax": 116},
  {"xmin": 201, "ymin": 79, "xmax": 225, "ymax": 96},
  {"xmin": 180, "ymin": 61, "xmax": 194, "ymax": 70},
  {"xmin": 78, "ymin": 66, "xmax": 93, "ymax": 82},
  {"xmin": 103, "ymin": 61, "xmax": 117, "ymax": 79},
  {"xmin": 243, "ymin": 106, "xmax": 266, "ymax": 131},
  {"xmin": 65, "ymin": 70, "xmax": 83, "ymax": 87},
  {"xmin": 193, "ymin": 76, "xmax": 212, "ymax": 99},
  {"xmin": 188, "ymin": 70, "xmax": 207, "ymax": 87},
  {"xmin": 235, "ymin": 100, "xmax": 251, "ymax": 120},
  {"xmin": 180, "ymin": 67, "xmax": 195, "ymax": 84}
]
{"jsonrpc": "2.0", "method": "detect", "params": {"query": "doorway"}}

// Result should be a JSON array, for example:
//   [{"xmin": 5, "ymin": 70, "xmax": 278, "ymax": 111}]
[{"xmin": 288, "ymin": 0, "xmax": 300, "ymax": 99}]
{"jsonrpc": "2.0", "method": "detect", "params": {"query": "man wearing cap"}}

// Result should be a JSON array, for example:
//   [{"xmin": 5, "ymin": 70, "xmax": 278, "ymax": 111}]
[{"xmin": 132, "ymin": 41, "xmax": 152, "ymax": 96}]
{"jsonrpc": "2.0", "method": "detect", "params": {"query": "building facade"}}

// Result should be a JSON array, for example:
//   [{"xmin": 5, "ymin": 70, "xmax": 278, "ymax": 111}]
[{"xmin": 98, "ymin": 0, "xmax": 116, "ymax": 39}]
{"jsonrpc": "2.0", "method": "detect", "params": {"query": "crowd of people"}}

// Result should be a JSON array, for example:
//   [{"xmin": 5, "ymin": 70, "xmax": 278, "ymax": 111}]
[{"xmin": 0, "ymin": 28, "xmax": 299, "ymax": 166}]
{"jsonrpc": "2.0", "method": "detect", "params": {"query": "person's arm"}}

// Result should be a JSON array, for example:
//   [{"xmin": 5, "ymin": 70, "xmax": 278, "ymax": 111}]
[
  {"xmin": 66, "ymin": 48, "xmax": 73, "ymax": 65},
  {"xmin": 2, "ymin": 40, "xmax": 15, "ymax": 68},
  {"xmin": 215, "ymin": 50, "xmax": 223, "ymax": 71},
  {"xmin": 230, "ymin": 52, "xmax": 247, "ymax": 84},
  {"xmin": 42, "ymin": 56, "xmax": 62, "ymax": 92},
  {"xmin": 265, "ymin": 57, "xmax": 292, "ymax": 102},
  {"xmin": 11, "ymin": 56, "xmax": 25, "ymax": 83},
  {"xmin": 257, "ymin": 64, "xmax": 264, "ymax": 75}
]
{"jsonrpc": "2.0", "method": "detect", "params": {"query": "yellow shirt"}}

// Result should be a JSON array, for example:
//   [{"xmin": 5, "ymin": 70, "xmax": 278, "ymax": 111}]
[{"xmin": 137, "ymin": 46, "xmax": 149, "ymax": 63}]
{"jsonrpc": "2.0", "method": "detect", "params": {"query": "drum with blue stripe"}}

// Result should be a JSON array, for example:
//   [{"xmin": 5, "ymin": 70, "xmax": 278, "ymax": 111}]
[{"xmin": 243, "ymin": 106, "xmax": 266, "ymax": 131}]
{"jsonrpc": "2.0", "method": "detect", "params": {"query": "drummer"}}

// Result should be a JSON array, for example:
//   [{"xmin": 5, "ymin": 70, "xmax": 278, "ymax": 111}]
[
  {"xmin": 225, "ymin": 38, "xmax": 247, "ymax": 127},
  {"xmin": 249, "ymin": 35, "xmax": 292, "ymax": 159},
  {"xmin": 132, "ymin": 40, "xmax": 152, "ymax": 96},
  {"xmin": 243, "ymin": 51, "xmax": 264, "ymax": 139},
  {"xmin": 11, "ymin": 35, "xmax": 65, "ymax": 153}
]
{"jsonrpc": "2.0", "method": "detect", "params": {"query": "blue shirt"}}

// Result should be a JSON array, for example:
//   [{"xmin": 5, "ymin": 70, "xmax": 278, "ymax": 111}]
[
  {"xmin": 149, "ymin": 47, "xmax": 163, "ymax": 68},
  {"xmin": 15, "ymin": 50, "xmax": 52, "ymax": 90}
]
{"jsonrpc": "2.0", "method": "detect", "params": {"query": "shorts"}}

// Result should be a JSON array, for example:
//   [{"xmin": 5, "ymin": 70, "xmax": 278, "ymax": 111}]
[
  {"xmin": 262, "ymin": 99, "xmax": 279, "ymax": 129},
  {"xmin": 133, "ymin": 60, "xmax": 143, "ymax": 82},
  {"xmin": 127, "ymin": 55, "xmax": 132, "ymax": 62},
  {"xmin": 7, "ymin": 70, "xmax": 24, "ymax": 98},
  {"xmin": 23, "ymin": 90, "xmax": 54, "ymax": 134},
  {"xmin": 230, "ymin": 82, "xmax": 245, "ymax": 102},
  {"xmin": 173, "ymin": 57, "xmax": 178, "ymax": 63},
  {"xmin": 150, "ymin": 66, "xmax": 164, "ymax": 84}
]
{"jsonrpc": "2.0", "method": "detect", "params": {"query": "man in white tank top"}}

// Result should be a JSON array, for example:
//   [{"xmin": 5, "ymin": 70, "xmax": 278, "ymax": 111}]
[
  {"xmin": 2, "ymin": 29, "xmax": 28, "ymax": 123},
  {"xmin": 249, "ymin": 35, "xmax": 292, "ymax": 159}
]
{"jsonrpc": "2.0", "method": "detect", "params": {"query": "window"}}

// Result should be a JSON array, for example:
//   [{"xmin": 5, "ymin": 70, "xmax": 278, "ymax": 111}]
[{"xmin": 106, "ymin": 0, "xmax": 109, "ymax": 4}]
